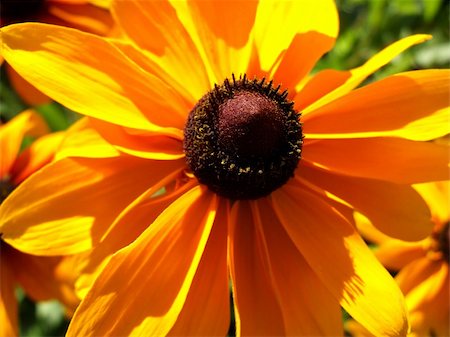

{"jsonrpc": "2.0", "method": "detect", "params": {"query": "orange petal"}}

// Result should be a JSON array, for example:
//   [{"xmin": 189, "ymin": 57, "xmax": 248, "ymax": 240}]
[
  {"xmin": 67, "ymin": 187, "xmax": 222, "ymax": 337},
  {"xmin": 168, "ymin": 199, "xmax": 230, "ymax": 336},
  {"xmin": 404, "ymin": 261, "xmax": 447, "ymax": 312},
  {"xmin": 302, "ymin": 34, "xmax": 432, "ymax": 115},
  {"xmin": 6, "ymin": 64, "xmax": 50, "ymax": 106},
  {"xmin": 0, "ymin": 252, "xmax": 18, "ymax": 337},
  {"xmin": 303, "ymin": 137, "xmax": 449, "ymax": 184},
  {"xmin": 183, "ymin": 0, "xmax": 257, "ymax": 82},
  {"xmin": 228, "ymin": 200, "xmax": 285, "ymax": 336},
  {"xmin": 111, "ymin": 40, "xmax": 197, "ymax": 106},
  {"xmin": 395, "ymin": 257, "xmax": 437, "ymax": 295},
  {"xmin": 297, "ymin": 163, "xmax": 434, "ymax": 241},
  {"xmin": 254, "ymin": 198, "xmax": 343, "ymax": 336},
  {"xmin": 0, "ymin": 110, "xmax": 48, "ymax": 178},
  {"xmin": 375, "ymin": 240, "xmax": 426, "ymax": 271},
  {"xmin": 295, "ymin": 69, "xmax": 351, "ymax": 112},
  {"xmin": 89, "ymin": 118, "xmax": 185, "ymax": 160},
  {"xmin": 45, "ymin": 2, "xmax": 114, "ymax": 36},
  {"xmin": 11, "ymin": 132, "xmax": 65, "ymax": 185},
  {"xmin": 111, "ymin": 0, "xmax": 211, "ymax": 100},
  {"xmin": 271, "ymin": 183, "xmax": 409, "ymax": 337},
  {"xmin": 75, "ymin": 169, "xmax": 195, "ymax": 298},
  {"xmin": 304, "ymin": 70, "xmax": 450, "ymax": 140},
  {"xmin": 4, "ymin": 243, "xmax": 80, "ymax": 312},
  {"xmin": 0, "ymin": 155, "xmax": 184, "ymax": 255},
  {"xmin": 253, "ymin": 0, "xmax": 338, "ymax": 75},
  {"xmin": 273, "ymin": 31, "xmax": 336, "ymax": 92},
  {"xmin": 1, "ymin": 23, "xmax": 188, "ymax": 133},
  {"xmin": 411, "ymin": 263, "xmax": 449, "ymax": 336}
]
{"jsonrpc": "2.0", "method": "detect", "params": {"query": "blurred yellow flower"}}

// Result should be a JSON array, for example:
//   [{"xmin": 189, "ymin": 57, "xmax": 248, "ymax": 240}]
[
  {"xmin": 1, "ymin": 0, "xmax": 449, "ymax": 336},
  {"xmin": 0, "ymin": 111, "xmax": 79, "ymax": 336},
  {"xmin": 352, "ymin": 181, "xmax": 449, "ymax": 337}
]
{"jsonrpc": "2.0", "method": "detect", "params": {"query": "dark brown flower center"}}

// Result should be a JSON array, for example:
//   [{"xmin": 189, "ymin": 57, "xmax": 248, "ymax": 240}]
[
  {"xmin": 184, "ymin": 75, "xmax": 302, "ymax": 200},
  {"xmin": 0, "ymin": 179, "xmax": 14, "ymax": 204},
  {"xmin": 1, "ymin": 0, "xmax": 44, "ymax": 24},
  {"xmin": 437, "ymin": 222, "xmax": 449, "ymax": 262}
]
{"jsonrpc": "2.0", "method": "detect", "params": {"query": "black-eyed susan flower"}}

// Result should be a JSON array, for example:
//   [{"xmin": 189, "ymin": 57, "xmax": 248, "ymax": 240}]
[
  {"xmin": 1, "ymin": 1, "xmax": 449, "ymax": 336},
  {"xmin": 351, "ymin": 181, "xmax": 449, "ymax": 337},
  {"xmin": 1, "ymin": 0, "xmax": 114, "ymax": 106},
  {"xmin": 0, "ymin": 111, "xmax": 80, "ymax": 336}
]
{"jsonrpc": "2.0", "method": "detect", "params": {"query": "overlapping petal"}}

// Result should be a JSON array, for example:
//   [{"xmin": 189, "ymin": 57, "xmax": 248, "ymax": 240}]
[
  {"xmin": 297, "ymin": 162, "xmax": 434, "ymax": 241},
  {"xmin": 111, "ymin": 0, "xmax": 211, "ymax": 100},
  {"xmin": 0, "ymin": 155, "xmax": 184, "ymax": 255},
  {"xmin": 271, "ymin": 182, "xmax": 409, "ymax": 337},
  {"xmin": 54, "ymin": 118, "xmax": 121, "ymax": 160},
  {"xmin": 89, "ymin": 118, "xmax": 185, "ymax": 160},
  {"xmin": 304, "ymin": 70, "xmax": 450, "ymax": 140},
  {"xmin": 67, "ymin": 186, "xmax": 224, "ymax": 337},
  {"xmin": 257, "ymin": 199, "xmax": 343, "ymax": 336},
  {"xmin": 229, "ymin": 200, "xmax": 285, "ymax": 336},
  {"xmin": 1, "ymin": 23, "xmax": 189, "ymax": 133},
  {"xmin": 11, "ymin": 132, "xmax": 65, "ymax": 185},
  {"xmin": 301, "ymin": 34, "xmax": 432, "ymax": 114},
  {"xmin": 0, "ymin": 110, "xmax": 48, "ymax": 178},
  {"xmin": 75, "ymin": 170, "xmax": 195, "ymax": 298},
  {"xmin": 303, "ymin": 137, "xmax": 449, "ymax": 184},
  {"xmin": 253, "ymin": 0, "xmax": 338, "ymax": 78}
]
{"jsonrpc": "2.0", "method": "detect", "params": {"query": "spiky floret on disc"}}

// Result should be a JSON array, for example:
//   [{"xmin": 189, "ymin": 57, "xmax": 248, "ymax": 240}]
[{"xmin": 184, "ymin": 75, "xmax": 303, "ymax": 200}]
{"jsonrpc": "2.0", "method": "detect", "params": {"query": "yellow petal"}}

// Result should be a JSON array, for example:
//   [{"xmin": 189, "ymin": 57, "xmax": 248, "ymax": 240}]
[
  {"xmin": 271, "ymin": 182, "xmax": 409, "ymax": 337},
  {"xmin": 67, "ymin": 187, "xmax": 221, "ymax": 336},
  {"xmin": 0, "ymin": 110, "xmax": 48, "ymax": 178},
  {"xmin": 0, "ymin": 155, "xmax": 184, "ymax": 255},
  {"xmin": 11, "ymin": 132, "xmax": 65, "ymax": 185},
  {"xmin": 303, "ymin": 34, "xmax": 432, "ymax": 114},
  {"xmin": 414, "ymin": 181, "xmax": 450, "ymax": 224},
  {"xmin": 253, "ymin": 0, "xmax": 338, "ymax": 74},
  {"xmin": 228, "ymin": 200, "xmax": 285, "ymax": 336},
  {"xmin": 298, "ymin": 162, "xmax": 434, "ymax": 241},
  {"xmin": 6, "ymin": 64, "xmax": 50, "ymax": 106},
  {"xmin": 303, "ymin": 137, "xmax": 449, "ymax": 184},
  {"xmin": 111, "ymin": 0, "xmax": 211, "ymax": 100},
  {"xmin": 255, "ymin": 198, "xmax": 343, "ymax": 336},
  {"xmin": 55, "ymin": 118, "xmax": 121, "ymax": 160},
  {"xmin": 1, "ymin": 23, "xmax": 187, "ymax": 133},
  {"xmin": 304, "ymin": 70, "xmax": 450, "ymax": 140},
  {"xmin": 0, "ymin": 252, "xmax": 18, "ymax": 337},
  {"xmin": 182, "ymin": 0, "xmax": 257, "ymax": 83}
]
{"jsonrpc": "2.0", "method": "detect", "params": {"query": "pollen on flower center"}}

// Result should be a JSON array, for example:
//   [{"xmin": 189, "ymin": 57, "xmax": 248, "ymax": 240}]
[
  {"xmin": 0, "ymin": 0, "xmax": 44, "ymax": 22},
  {"xmin": 184, "ymin": 75, "xmax": 303, "ymax": 200}
]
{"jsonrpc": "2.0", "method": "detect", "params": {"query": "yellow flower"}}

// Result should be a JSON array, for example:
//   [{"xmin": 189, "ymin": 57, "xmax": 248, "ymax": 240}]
[
  {"xmin": 1, "ymin": 0, "xmax": 114, "ymax": 106},
  {"xmin": 353, "ymin": 182, "xmax": 449, "ymax": 337},
  {"xmin": 1, "ymin": 1, "xmax": 449, "ymax": 336},
  {"xmin": 0, "ymin": 111, "xmax": 79, "ymax": 336}
]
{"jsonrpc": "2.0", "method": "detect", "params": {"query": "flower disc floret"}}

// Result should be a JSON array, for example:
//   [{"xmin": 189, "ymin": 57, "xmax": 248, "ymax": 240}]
[{"xmin": 184, "ymin": 75, "xmax": 303, "ymax": 200}]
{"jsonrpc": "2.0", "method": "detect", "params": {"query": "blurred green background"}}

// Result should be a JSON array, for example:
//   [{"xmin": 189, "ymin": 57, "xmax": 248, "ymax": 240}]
[{"xmin": 0, "ymin": 0, "xmax": 449, "ymax": 336}]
